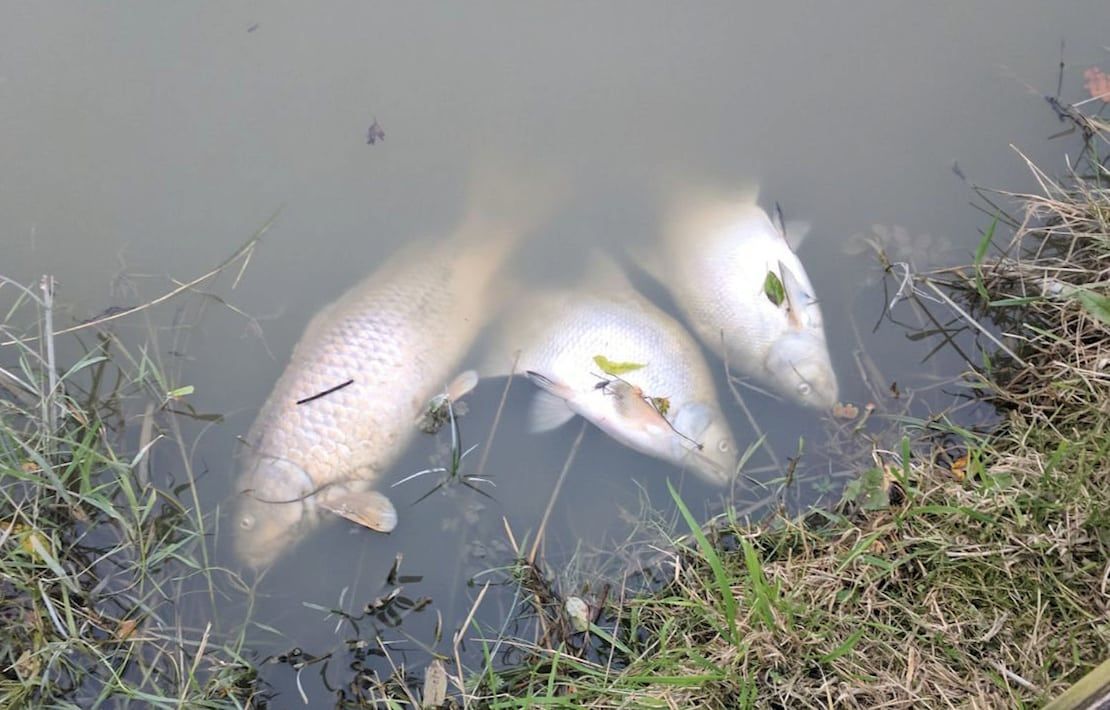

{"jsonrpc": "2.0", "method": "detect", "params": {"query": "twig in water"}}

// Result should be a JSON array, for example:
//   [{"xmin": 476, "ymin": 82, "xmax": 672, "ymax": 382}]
[
  {"xmin": 40, "ymin": 275, "xmax": 59, "ymax": 441},
  {"xmin": 721, "ymin": 331, "xmax": 784, "ymax": 476},
  {"xmin": 475, "ymin": 350, "xmax": 520, "ymax": 479},
  {"xmin": 921, "ymin": 278, "xmax": 1030, "ymax": 368},
  {"xmin": 528, "ymin": 420, "xmax": 587, "ymax": 565}
]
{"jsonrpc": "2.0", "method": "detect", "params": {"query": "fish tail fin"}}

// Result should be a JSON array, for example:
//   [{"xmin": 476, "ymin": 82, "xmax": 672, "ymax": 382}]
[{"xmin": 451, "ymin": 159, "xmax": 569, "ymax": 280}]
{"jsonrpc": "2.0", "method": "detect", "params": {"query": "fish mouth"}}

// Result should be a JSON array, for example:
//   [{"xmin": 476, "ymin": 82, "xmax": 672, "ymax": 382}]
[{"xmin": 680, "ymin": 445, "xmax": 734, "ymax": 486}]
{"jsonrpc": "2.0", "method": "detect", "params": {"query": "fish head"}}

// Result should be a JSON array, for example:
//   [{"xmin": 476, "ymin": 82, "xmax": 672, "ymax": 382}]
[
  {"xmin": 233, "ymin": 455, "xmax": 314, "ymax": 570},
  {"xmin": 765, "ymin": 331, "xmax": 839, "ymax": 410},
  {"xmin": 670, "ymin": 401, "xmax": 738, "ymax": 486},
  {"xmin": 579, "ymin": 381, "xmax": 723, "ymax": 480}
]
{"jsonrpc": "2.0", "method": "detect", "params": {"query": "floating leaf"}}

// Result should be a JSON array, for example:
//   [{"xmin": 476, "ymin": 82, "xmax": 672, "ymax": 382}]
[
  {"xmin": 763, "ymin": 270, "xmax": 785, "ymax": 306},
  {"xmin": 593, "ymin": 355, "xmax": 646, "ymax": 376},
  {"xmin": 651, "ymin": 396, "xmax": 671, "ymax": 417}
]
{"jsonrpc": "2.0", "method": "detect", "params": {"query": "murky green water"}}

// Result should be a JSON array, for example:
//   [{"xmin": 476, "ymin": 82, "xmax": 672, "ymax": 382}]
[{"xmin": 2, "ymin": 2, "xmax": 1106, "ymax": 703}]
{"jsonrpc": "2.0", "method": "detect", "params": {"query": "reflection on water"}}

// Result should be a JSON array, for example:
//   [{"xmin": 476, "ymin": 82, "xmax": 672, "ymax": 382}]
[{"xmin": 2, "ymin": 0, "xmax": 1106, "ymax": 703}]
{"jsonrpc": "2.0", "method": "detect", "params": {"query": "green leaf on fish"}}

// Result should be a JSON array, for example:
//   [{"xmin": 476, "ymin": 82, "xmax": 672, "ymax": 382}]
[
  {"xmin": 593, "ymin": 355, "xmax": 646, "ymax": 376},
  {"xmin": 763, "ymin": 270, "xmax": 786, "ymax": 307}
]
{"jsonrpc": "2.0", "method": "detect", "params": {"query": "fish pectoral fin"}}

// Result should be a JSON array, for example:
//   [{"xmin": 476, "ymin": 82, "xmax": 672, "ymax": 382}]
[
  {"xmin": 445, "ymin": 369, "xmax": 480, "ymax": 402},
  {"xmin": 319, "ymin": 491, "xmax": 398, "ymax": 533},
  {"xmin": 524, "ymin": 371, "xmax": 578, "ymax": 432}
]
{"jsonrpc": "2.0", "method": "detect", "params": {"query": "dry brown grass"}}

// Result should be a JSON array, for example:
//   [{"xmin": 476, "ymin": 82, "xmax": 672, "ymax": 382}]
[{"xmin": 471, "ymin": 99, "xmax": 1110, "ymax": 710}]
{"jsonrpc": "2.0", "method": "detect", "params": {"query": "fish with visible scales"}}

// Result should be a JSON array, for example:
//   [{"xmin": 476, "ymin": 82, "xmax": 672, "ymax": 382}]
[
  {"xmin": 481, "ymin": 255, "xmax": 738, "ymax": 485},
  {"xmin": 234, "ymin": 174, "xmax": 557, "ymax": 569},
  {"xmin": 642, "ymin": 186, "xmax": 840, "ymax": 410}
]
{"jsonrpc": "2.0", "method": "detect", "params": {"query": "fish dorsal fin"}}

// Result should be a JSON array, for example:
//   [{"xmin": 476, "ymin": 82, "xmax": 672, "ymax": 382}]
[
  {"xmin": 524, "ymin": 371, "xmax": 578, "ymax": 432},
  {"xmin": 783, "ymin": 220, "xmax": 812, "ymax": 250},
  {"xmin": 772, "ymin": 202, "xmax": 812, "ymax": 250},
  {"xmin": 778, "ymin": 261, "xmax": 810, "ymax": 330},
  {"xmin": 319, "ymin": 490, "xmax": 398, "ymax": 533}
]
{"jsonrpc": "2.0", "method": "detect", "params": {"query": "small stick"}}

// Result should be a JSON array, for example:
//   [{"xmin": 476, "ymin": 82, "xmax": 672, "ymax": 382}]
[
  {"xmin": 453, "ymin": 581, "xmax": 491, "ymax": 710},
  {"xmin": 40, "ymin": 275, "xmax": 58, "ymax": 439},
  {"xmin": 295, "ymin": 378, "xmax": 354, "ymax": 405},
  {"xmin": 528, "ymin": 421, "xmax": 586, "ymax": 565},
  {"xmin": 721, "ymin": 331, "xmax": 785, "ymax": 476},
  {"xmin": 476, "ymin": 351, "xmax": 520, "ymax": 479}
]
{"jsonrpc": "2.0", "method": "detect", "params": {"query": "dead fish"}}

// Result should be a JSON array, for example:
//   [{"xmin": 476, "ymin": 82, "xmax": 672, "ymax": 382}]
[
  {"xmin": 234, "ymin": 172, "xmax": 556, "ymax": 569},
  {"xmin": 642, "ymin": 186, "xmax": 839, "ymax": 410},
  {"xmin": 482, "ymin": 256, "xmax": 738, "ymax": 485}
]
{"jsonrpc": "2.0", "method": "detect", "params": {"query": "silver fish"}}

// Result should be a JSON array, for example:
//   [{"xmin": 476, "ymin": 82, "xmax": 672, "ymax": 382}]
[
  {"xmin": 647, "ymin": 187, "xmax": 839, "ymax": 410},
  {"xmin": 482, "ymin": 257, "xmax": 738, "ymax": 485},
  {"xmin": 234, "ymin": 179, "xmax": 554, "ymax": 569}
]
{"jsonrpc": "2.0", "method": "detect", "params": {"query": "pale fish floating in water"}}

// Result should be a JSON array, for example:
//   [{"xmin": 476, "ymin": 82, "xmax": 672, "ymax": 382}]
[
  {"xmin": 643, "ymin": 186, "xmax": 839, "ymax": 410},
  {"xmin": 482, "ymin": 255, "xmax": 738, "ymax": 485},
  {"xmin": 234, "ymin": 173, "xmax": 557, "ymax": 569}
]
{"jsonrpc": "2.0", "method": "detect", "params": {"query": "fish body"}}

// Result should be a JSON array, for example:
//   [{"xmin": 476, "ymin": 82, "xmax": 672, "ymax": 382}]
[
  {"xmin": 483, "ymin": 258, "xmax": 738, "ymax": 485},
  {"xmin": 235, "ymin": 191, "xmax": 545, "ymax": 569},
  {"xmin": 652, "ymin": 189, "xmax": 839, "ymax": 409}
]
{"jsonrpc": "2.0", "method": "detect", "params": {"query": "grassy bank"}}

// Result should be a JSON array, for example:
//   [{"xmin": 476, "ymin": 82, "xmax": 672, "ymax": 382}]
[
  {"xmin": 0, "ymin": 274, "xmax": 263, "ymax": 706},
  {"xmin": 468, "ymin": 108, "xmax": 1109, "ymax": 706}
]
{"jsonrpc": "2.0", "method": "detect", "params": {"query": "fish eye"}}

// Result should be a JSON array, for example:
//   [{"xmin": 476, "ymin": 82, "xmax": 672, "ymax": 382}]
[
  {"xmin": 717, "ymin": 440, "xmax": 731, "ymax": 454},
  {"xmin": 239, "ymin": 514, "xmax": 255, "ymax": 531},
  {"xmin": 797, "ymin": 382, "xmax": 812, "ymax": 396}
]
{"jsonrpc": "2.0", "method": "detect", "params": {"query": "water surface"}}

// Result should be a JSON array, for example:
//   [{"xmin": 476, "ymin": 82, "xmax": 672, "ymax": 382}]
[{"xmin": 2, "ymin": 2, "xmax": 1106, "ymax": 703}]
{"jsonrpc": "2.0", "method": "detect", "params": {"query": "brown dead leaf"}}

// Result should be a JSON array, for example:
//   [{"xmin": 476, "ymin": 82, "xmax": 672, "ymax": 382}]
[
  {"xmin": 115, "ymin": 618, "xmax": 139, "ymax": 641},
  {"xmin": 13, "ymin": 649, "xmax": 41, "ymax": 679},
  {"xmin": 950, "ymin": 454, "xmax": 969, "ymax": 481},
  {"xmin": 1085, "ymin": 67, "xmax": 1110, "ymax": 103}
]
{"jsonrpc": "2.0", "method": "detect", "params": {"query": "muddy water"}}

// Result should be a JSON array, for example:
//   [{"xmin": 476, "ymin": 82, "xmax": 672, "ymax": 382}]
[{"xmin": 2, "ymin": 1, "xmax": 1106, "ymax": 703}]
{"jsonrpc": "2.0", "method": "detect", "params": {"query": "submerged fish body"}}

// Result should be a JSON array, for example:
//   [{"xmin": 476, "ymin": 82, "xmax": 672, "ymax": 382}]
[
  {"xmin": 235, "ymin": 193, "xmax": 547, "ymax": 569},
  {"xmin": 653, "ymin": 189, "xmax": 839, "ymax": 410},
  {"xmin": 483, "ymin": 259, "xmax": 738, "ymax": 485}
]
